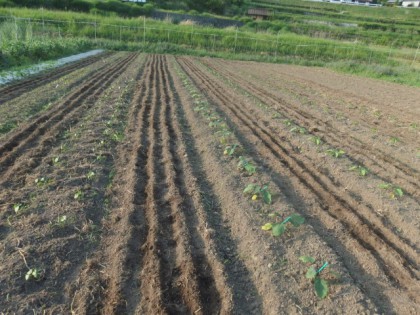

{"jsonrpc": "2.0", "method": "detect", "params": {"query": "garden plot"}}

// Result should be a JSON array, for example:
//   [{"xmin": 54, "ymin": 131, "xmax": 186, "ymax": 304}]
[{"xmin": 0, "ymin": 53, "xmax": 418, "ymax": 314}]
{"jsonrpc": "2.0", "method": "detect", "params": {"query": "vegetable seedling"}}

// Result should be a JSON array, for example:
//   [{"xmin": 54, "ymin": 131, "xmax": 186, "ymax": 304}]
[
  {"xmin": 290, "ymin": 126, "xmax": 307, "ymax": 134},
  {"xmin": 325, "ymin": 148, "xmax": 345, "ymax": 158},
  {"xmin": 244, "ymin": 183, "xmax": 272, "ymax": 204},
  {"xmin": 378, "ymin": 183, "xmax": 404, "ymax": 199},
  {"xmin": 25, "ymin": 268, "xmax": 42, "ymax": 281},
  {"xmin": 224, "ymin": 144, "xmax": 242, "ymax": 156},
  {"xmin": 262, "ymin": 214, "xmax": 305, "ymax": 237},
  {"xmin": 349, "ymin": 165, "xmax": 369, "ymax": 176},
  {"xmin": 301, "ymin": 258, "xmax": 339, "ymax": 299},
  {"xmin": 311, "ymin": 136, "xmax": 322, "ymax": 146},
  {"xmin": 237, "ymin": 156, "xmax": 257, "ymax": 175}
]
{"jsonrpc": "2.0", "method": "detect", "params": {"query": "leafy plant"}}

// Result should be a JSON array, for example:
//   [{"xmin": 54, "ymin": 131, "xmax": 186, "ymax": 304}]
[
  {"xmin": 325, "ymin": 148, "xmax": 345, "ymax": 158},
  {"xmin": 349, "ymin": 165, "xmax": 369, "ymax": 176},
  {"xmin": 224, "ymin": 144, "xmax": 242, "ymax": 156},
  {"xmin": 290, "ymin": 126, "xmax": 307, "ymax": 134},
  {"xmin": 237, "ymin": 156, "xmax": 257, "ymax": 175},
  {"xmin": 378, "ymin": 183, "xmax": 404, "ymax": 199},
  {"xmin": 74, "ymin": 189, "xmax": 84, "ymax": 200},
  {"xmin": 244, "ymin": 183, "xmax": 272, "ymax": 204},
  {"xmin": 52, "ymin": 156, "xmax": 60, "ymax": 165},
  {"xmin": 301, "ymin": 259, "xmax": 336, "ymax": 299},
  {"xmin": 86, "ymin": 170, "xmax": 96, "ymax": 180},
  {"xmin": 25, "ymin": 268, "xmax": 42, "ymax": 281},
  {"xmin": 283, "ymin": 119, "xmax": 294, "ymax": 126},
  {"xmin": 262, "ymin": 213, "xmax": 305, "ymax": 237},
  {"xmin": 13, "ymin": 203, "xmax": 25, "ymax": 214},
  {"xmin": 35, "ymin": 177, "xmax": 51, "ymax": 187},
  {"xmin": 311, "ymin": 136, "xmax": 323, "ymax": 146},
  {"xmin": 389, "ymin": 136, "xmax": 400, "ymax": 145}
]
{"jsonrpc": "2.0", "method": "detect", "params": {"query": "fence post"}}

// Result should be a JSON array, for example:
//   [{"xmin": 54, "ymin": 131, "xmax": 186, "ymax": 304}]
[{"xmin": 411, "ymin": 42, "xmax": 420, "ymax": 67}]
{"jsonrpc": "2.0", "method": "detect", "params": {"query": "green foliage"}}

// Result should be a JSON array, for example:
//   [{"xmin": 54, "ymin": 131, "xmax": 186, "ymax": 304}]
[
  {"xmin": 25, "ymin": 268, "xmax": 41, "ymax": 281},
  {"xmin": 325, "ymin": 148, "xmax": 345, "ymax": 158},
  {"xmin": 262, "ymin": 213, "xmax": 305, "ymax": 237},
  {"xmin": 244, "ymin": 183, "xmax": 272, "ymax": 204},
  {"xmin": 237, "ymin": 156, "xmax": 256, "ymax": 175},
  {"xmin": 301, "ymin": 258, "xmax": 333, "ymax": 299},
  {"xmin": 378, "ymin": 183, "xmax": 404, "ymax": 199},
  {"xmin": 349, "ymin": 165, "xmax": 369, "ymax": 176},
  {"xmin": 310, "ymin": 136, "xmax": 322, "ymax": 146}
]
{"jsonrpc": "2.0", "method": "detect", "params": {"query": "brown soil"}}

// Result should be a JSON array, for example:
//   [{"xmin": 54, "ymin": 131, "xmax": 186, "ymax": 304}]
[{"xmin": 0, "ymin": 53, "xmax": 418, "ymax": 314}]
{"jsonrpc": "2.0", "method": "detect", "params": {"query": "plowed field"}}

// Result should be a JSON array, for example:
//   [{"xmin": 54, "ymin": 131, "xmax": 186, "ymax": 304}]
[{"xmin": 0, "ymin": 53, "xmax": 419, "ymax": 314}]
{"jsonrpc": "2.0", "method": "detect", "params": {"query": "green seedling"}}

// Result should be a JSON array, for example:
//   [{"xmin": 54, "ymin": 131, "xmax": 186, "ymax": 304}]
[
  {"xmin": 244, "ymin": 183, "xmax": 272, "ymax": 204},
  {"xmin": 35, "ymin": 177, "xmax": 50, "ymax": 187},
  {"xmin": 305, "ymin": 262, "xmax": 330, "ymax": 299},
  {"xmin": 86, "ymin": 170, "xmax": 95, "ymax": 180},
  {"xmin": 326, "ymin": 148, "xmax": 345, "ymax": 158},
  {"xmin": 389, "ymin": 137, "xmax": 400, "ymax": 145},
  {"xmin": 111, "ymin": 132, "xmax": 124, "ymax": 142},
  {"xmin": 13, "ymin": 203, "xmax": 25, "ymax": 214},
  {"xmin": 224, "ymin": 144, "xmax": 242, "ymax": 156},
  {"xmin": 349, "ymin": 165, "xmax": 369, "ymax": 176},
  {"xmin": 262, "ymin": 213, "xmax": 304, "ymax": 237},
  {"xmin": 52, "ymin": 157, "xmax": 60, "ymax": 165},
  {"xmin": 237, "ymin": 156, "xmax": 256, "ymax": 175},
  {"xmin": 74, "ymin": 190, "xmax": 84, "ymax": 200},
  {"xmin": 290, "ymin": 126, "xmax": 307, "ymax": 134},
  {"xmin": 378, "ymin": 183, "xmax": 404, "ymax": 199},
  {"xmin": 283, "ymin": 119, "xmax": 294, "ymax": 126},
  {"xmin": 311, "ymin": 136, "xmax": 323, "ymax": 146},
  {"xmin": 409, "ymin": 123, "xmax": 418, "ymax": 129},
  {"xmin": 25, "ymin": 268, "xmax": 42, "ymax": 281}
]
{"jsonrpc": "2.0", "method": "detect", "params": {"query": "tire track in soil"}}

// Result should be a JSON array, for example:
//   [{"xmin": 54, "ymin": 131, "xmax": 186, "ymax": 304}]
[
  {"xmin": 177, "ymin": 57, "xmax": 420, "ymax": 306},
  {"xmin": 201, "ymin": 59, "xmax": 420, "ymax": 198},
  {"xmin": 0, "ymin": 52, "xmax": 110, "ymax": 104},
  {"xmin": 0, "ymin": 53, "xmax": 137, "ymax": 191}
]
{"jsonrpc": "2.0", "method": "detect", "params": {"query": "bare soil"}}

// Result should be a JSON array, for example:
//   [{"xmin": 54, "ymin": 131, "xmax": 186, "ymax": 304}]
[{"xmin": 0, "ymin": 53, "xmax": 418, "ymax": 314}]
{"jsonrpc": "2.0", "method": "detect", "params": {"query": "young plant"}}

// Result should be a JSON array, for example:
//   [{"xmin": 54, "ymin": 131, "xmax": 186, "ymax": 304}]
[
  {"xmin": 74, "ymin": 189, "xmax": 84, "ymax": 200},
  {"xmin": 237, "ymin": 156, "xmax": 257, "ymax": 176},
  {"xmin": 86, "ymin": 170, "xmax": 96, "ymax": 180},
  {"xmin": 283, "ymin": 119, "xmax": 294, "ymax": 126},
  {"xmin": 301, "ymin": 257, "xmax": 340, "ymax": 299},
  {"xmin": 325, "ymin": 148, "xmax": 345, "ymax": 158},
  {"xmin": 261, "ymin": 213, "xmax": 305, "ymax": 237},
  {"xmin": 25, "ymin": 268, "xmax": 42, "ymax": 281},
  {"xmin": 244, "ymin": 183, "xmax": 272, "ymax": 204},
  {"xmin": 349, "ymin": 165, "xmax": 369, "ymax": 176},
  {"xmin": 310, "ymin": 136, "xmax": 323, "ymax": 146},
  {"xmin": 378, "ymin": 183, "xmax": 404, "ymax": 199},
  {"xmin": 389, "ymin": 136, "xmax": 400, "ymax": 145},
  {"xmin": 52, "ymin": 156, "xmax": 60, "ymax": 165},
  {"xmin": 35, "ymin": 177, "xmax": 50, "ymax": 187},
  {"xmin": 224, "ymin": 144, "xmax": 242, "ymax": 156},
  {"xmin": 13, "ymin": 203, "xmax": 25, "ymax": 214},
  {"xmin": 290, "ymin": 126, "xmax": 307, "ymax": 134}
]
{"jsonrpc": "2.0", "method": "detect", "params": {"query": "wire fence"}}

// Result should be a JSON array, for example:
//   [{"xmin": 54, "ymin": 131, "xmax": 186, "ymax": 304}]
[{"xmin": 1, "ymin": 15, "xmax": 419, "ymax": 67}]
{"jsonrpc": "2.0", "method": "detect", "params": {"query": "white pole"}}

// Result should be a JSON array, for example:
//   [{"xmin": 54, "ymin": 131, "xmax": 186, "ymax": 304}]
[{"xmin": 411, "ymin": 43, "xmax": 420, "ymax": 67}]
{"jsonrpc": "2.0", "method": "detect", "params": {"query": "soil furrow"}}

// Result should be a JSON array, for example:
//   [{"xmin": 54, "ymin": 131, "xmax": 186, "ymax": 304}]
[
  {"xmin": 177, "ymin": 58, "xmax": 419, "ymax": 304},
  {"xmin": 0, "ymin": 52, "xmax": 110, "ymax": 104},
  {"xmin": 202, "ymin": 59, "xmax": 420, "ymax": 197},
  {"xmin": 159, "ymin": 55, "xmax": 224, "ymax": 313},
  {"xmin": 0, "ymin": 53, "xmax": 137, "ymax": 188}
]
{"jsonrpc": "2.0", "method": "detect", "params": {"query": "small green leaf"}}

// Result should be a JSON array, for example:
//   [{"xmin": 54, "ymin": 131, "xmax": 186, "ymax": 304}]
[
  {"xmin": 244, "ymin": 163, "xmax": 256, "ymax": 175},
  {"xmin": 306, "ymin": 266, "xmax": 317, "ymax": 279},
  {"xmin": 261, "ymin": 189, "xmax": 272, "ymax": 205},
  {"xmin": 378, "ymin": 183, "xmax": 391, "ymax": 189},
  {"xmin": 243, "ymin": 184, "xmax": 257, "ymax": 195},
  {"xmin": 314, "ymin": 277, "xmax": 329, "ymax": 299},
  {"xmin": 394, "ymin": 187, "xmax": 403, "ymax": 197},
  {"xmin": 272, "ymin": 223, "xmax": 285, "ymax": 237},
  {"xmin": 299, "ymin": 256, "xmax": 316, "ymax": 264},
  {"xmin": 261, "ymin": 223, "xmax": 273, "ymax": 231},
  {"xmin": 290, "ymin": 214, "xmax": 305, "ymax": 227}
]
